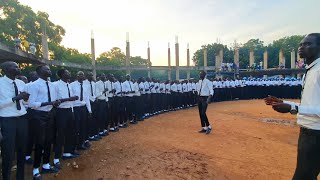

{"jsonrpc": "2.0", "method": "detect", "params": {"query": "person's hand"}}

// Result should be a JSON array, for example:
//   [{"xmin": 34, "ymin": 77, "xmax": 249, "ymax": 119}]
[
  {"xmin": 264, "ymin": 95, "xmax": 283, "ymax": 105},
  {"xmin": 52, "ymin": 100, "xmax": 61, "ymax": 107},
  {"xmin": 272, "ymin": 103, "xmax": 291, "ymax": 113},
  {"xmin": 70, "ymin": 96, "xmax": 78, "ymax": 101},
  {"xmin": 13, "ymin": 92, "xmax": 30, "ymax": 101}
]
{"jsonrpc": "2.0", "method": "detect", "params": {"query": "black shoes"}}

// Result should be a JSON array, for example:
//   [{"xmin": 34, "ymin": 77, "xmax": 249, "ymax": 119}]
[
  {"xmin": 206, "ymin": 128, "xmax": 212, "ymax": 134},
  {"xmin": 198, "ymin": 129, "xmax": 206, "ymax": 133},
  {"xmin": 33, "ymin": 173, "xmax": 42, "ymax": 180},
  {"xmin": 41, "ymin": 166, "xmax": 59, "ymax": 174},
  {"xmin": 53, "ymin": 162, "xmax": 62, "ymax": 170}
]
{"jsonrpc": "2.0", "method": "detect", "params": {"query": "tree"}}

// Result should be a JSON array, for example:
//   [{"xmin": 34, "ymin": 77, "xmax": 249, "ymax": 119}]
[{"xmin": 0, "ymin": 0, "xmax": 65, "ymax": 57}]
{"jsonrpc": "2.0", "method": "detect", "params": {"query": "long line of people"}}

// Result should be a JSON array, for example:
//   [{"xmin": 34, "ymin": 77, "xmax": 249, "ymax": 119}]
[{"xmin": 0, "ymin": 61, "xmax": 302, "ymax": 180}]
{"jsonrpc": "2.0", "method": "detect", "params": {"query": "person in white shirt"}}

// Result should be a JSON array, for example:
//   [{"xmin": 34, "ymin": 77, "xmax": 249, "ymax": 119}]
[
  {"xmin": 138, "ymin": 77, "xmax": 146, "ymax": 119},
  {"xmin": 265, "ymin": 33, "xmax": 320, "ymax": 180},
  {"xmin": 25, "ymin": 71, "xmax": 38, "ymax": 165},
  {"xmin": 95, "ymin": 73, "xmax": 109, "ymax": 137},
  {"xmin": 108, "ymin": 75, "xmax": 119, "ymax": 132},
  {"xmin": 177, "ymin": 81, "xmax": 183, "ymax": 109},
  {"xmin": 123, "ymin": 75, "xmax": 136, "ymax": 124},
  {"xmin": 53, "ymin": 69, "xmax": 79, "ymax": 167},
  {"xmin": 170, "ymin": 81, "xmax": 178, "ymax": 110},
  {"xmin": 159, "ymin": 81, "xmax": 166, "ymax": 111},
  {"xmin": 28, "ymin": 65, "xmax": 61, "ymax": 179},
  {"xmin": 70, "ymin": 71, "xmax": 92, "ymax": 151},
  {"xmin": 85, "ymin": 72, "xmax": 100, "ymax": 141},
  {"xmin": 114, "ymin": 77, "xmax": 127, "ymax": 128},
  {"xmin": 133, "ymin": 78, "xmax": 142, "ymax": 122},
  {"xmin": 0, "ymin": 61, "xmax": 29, "ymax": 180},
  {"xmin": 197, "ymin": 71, "xmax": 214, "ymax": 134}
]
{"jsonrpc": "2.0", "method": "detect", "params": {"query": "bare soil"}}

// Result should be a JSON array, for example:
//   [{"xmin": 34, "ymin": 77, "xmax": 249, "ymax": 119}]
[{"xmin": 34, "ymin": 100, "xmax": 299, "ymax": 180}]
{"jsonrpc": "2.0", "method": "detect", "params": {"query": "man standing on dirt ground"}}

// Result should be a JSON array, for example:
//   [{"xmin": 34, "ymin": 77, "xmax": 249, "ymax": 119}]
[
  {"xmin": 264, "ymin": 33, "xmax": 320, "ymax": 180},
  {"xmin": 197, "ymin": 71, "xmax": 213, "ymax": 134}
]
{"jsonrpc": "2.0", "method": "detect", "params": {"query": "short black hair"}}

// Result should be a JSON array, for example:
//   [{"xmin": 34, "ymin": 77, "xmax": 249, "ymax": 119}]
[
  {"xmin": 35, "ymin": 65, "xmax": 47, "ymax": 74},
  {"xmin": 200, "ymin": 71, "xmax": 206, "ymax": 76},
  {"xmin": 307, "ymin": 33, "xmax": 320, "ymax": 45},
  {"xmin": 57, "ymin": 69, "xmax": 67, "ymax": 78},
  {"xmin": 0, "ymin": 61, "xmax": 15, "ymax": 73}
]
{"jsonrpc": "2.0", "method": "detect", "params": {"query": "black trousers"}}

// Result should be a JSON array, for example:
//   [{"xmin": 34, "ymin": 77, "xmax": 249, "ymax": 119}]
[
  {"xmin": 74, "ymin": 106, "xmax": 88, "ymax": 146},
  {"xmin": 108, "ymin": 97, "xmax": 116, "ymax": 128},
  {"xmin": 115, "ymin": 97, "xmax": 125, "ymax": 125},
  {"xmin": 125, "ymin": 97, "xmax": 134, "ymax": 120},
  {"xmin": 32, "ymin": 110, "xmax": 54, "ymax": 168},
  {"xmin": 96, "ymin": 100, "xmax": 107, "ymax": 132},
  {"xmin": 54, "ymin": 108, "xmax": 75, "ymax": 158},
  {"xmin": 197, "ymin": 96, "xmax": 210, "ymax": 127},
  {"xmin": 293, "ymin": 127, "xmax": 320, "ymax": 180},
  {"xmin": 89, "ymin": 101, "xmax": 98, "ymax": 136},
  {"xmin": 26, "ymin": 109, "xmax": 34, "ymax": 157},
  {"xmin": 0, "ymin": 116, "xmax": 28, "ymax": 180}
]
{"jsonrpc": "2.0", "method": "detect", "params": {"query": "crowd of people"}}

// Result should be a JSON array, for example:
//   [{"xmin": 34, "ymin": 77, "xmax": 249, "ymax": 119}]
[{"xmin": 0, "ymin": 60, "xmax": 303, "ymax": 180}]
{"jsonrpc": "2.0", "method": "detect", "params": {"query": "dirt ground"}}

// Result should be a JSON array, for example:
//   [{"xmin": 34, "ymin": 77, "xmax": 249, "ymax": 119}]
[{"xmin": 32, "ymin": 100, "xmax": 299, "ymax": 180}]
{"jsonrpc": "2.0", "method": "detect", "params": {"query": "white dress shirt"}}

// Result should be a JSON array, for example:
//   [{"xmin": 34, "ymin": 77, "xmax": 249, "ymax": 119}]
[
  {"xmin": 159, "ymin": 83, "xmax": 166, "ymax": 94},
  {"xmin": 177, "ymin": 84, "xmax": 182, "ymax": 93},
  {"xmin": 70, "ymin": 81, "xmax": 92, "ymax": 113},
  {"xmin": 139, "ymin": 82, "xmax": 145, "ymax": 95},
  {"xmin": 197, "ymin": 78, "xmax": 214, "ymax": 96},
  {"xmin": 171, "ymin": 83, "xmax": 177, "ymax": 92},
  {"xmin": 0, "ymin": 76, "xmax": 27, "ymax": 117},
  {"xmin": 28, "ymin": 78, "xmax": 57, "ymax": 112},
  {"xmin": 187, "ymin": 83, "xmax": 192, "ymax": 92},
  {"xmin": 182, "ymin": 83, "xmax": 187, "ymax": 93},
  {"xmin": 122, "ymin": 80, "xmax": 134, "ymax": 97},
  {"xmin": 114, "ymin": 81, "xmax": 123, "ymax": 97},
  {"xmin": 84, "ymin": 80, "xmax": 96, "ymax": 102},
  {"xmin": 165, "ymin": 84, "xmax": 171, "ymax": 94},
  {"xmin": 133, "ymin": 82, "xmax": 140, "ymax": 96},
  {"xmin": 95, "ymin": 80, "xmax": 107, "ymax": 101},
  {"xmin": 106, "ymin": 80, "xmax": 112, "ymax": 98},
  {"xmin": 144, "ymin": 82, "xmax": 151, "ymax": 94},
  {"xmin": 285, "ymin": 57, "xmax": 320, "ymax": 130},
  {"xmin": 54, "ymin": 80, "xmax": 74, "ymax": 109},
  {"xmin": 150, "ymin": 82, "xmax": 156, "ymax": 94}
]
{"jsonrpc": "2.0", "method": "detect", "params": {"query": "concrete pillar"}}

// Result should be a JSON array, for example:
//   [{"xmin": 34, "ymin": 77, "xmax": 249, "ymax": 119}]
[
  {"xmin": 263, "ymin": 50, "xmax": 268, "ymax": 70},
  {"xmin": 249, "ymin": 48, "xmax": 254, "ymax": 67},
  {"xmin": 215, "ymin": 54, "xmax": 220, "ymax": 72},
  {"xmin": 175, "ymin": 36, "xmax": 179, "ymax": 80},
  {"xmin": 219, "ymin": 49, "xmax": 223, "ymax": 64},
  {"xmin": 41, "ymin": 26, "xmax": 49, "ymax": 60},
  {"xmin": 203, "ymin": 46, "xmax": 207, "ymax": 72},
  {"xmin": 125, "ymin": 32, "xmax": 130, "ymax": 75},
  {"xmin": 147, "ymin": 42, "xmax": 151, "ymax": 78},
  {"xmin": 234, "ymin": 48, "xmax": 239, "ymax": 68},
  {"xmin": 91, "ymin": 31, "xmax": 96, "ymax": 79},
  {"xmin": 168, "ymin": 43, "xmax": 171, "ymax": 80},
  {"xmin": 291, "ymin": 50, "xmax": 296, "ymax": 69},
  {"xmin": 187, "ymin": 43, "xmax": 190, "ymax": 79},
  {"xmin": 279, "ymin": 49, "xmax": 284, "ymax": 67},
  {"xmin": 263, "ymin": 50, "xmax": 268, "ymax": 79}
]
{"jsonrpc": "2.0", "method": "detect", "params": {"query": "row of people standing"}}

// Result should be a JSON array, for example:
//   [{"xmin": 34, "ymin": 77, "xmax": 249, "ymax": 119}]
[{"xmin": 0, "ymin": 62, "xmax": 202, "ymax": 180}]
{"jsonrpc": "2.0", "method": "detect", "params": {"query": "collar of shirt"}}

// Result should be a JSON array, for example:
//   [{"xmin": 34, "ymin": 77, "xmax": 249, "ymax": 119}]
[{"xmin": 306, "ymin": 57, "xmax": 320, "ymax": 70}]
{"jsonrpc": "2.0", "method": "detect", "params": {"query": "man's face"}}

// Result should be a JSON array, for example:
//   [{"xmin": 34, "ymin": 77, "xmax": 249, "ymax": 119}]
[
  {"xmin": 77, "ymin": 72, "xmax": 85, "ymax": 81},
  {"xmin": 87, "ymin": 72, "xmax": 94, "ymax": 81},
  {"xmin": 100, "ymin": 74, "xmax": 106, "ymax": 81},
  {"xmin": 63, "ymin": 70, "xmax": 71, "ymax": 80},
  {"xmin": 29, "ymin": 72, "xmax": 38, "ymax": 82},
  {"xmin": 126, "ymin": 75, "xmax": 130, "ymax": 81},
  {"xmin": 41, "ymin": 65, "xmax": 52, "ymax": 77},
  {"xmin": 299, "ymin": 35, "xmax": 320, "ymax": 60},
  {"xmin": 8, "ymin": 62, "xmax": 21, "ymax": 76},
  {"xmin": 199, "ymin": 72, "xmax": 205, "ymax": 79}
]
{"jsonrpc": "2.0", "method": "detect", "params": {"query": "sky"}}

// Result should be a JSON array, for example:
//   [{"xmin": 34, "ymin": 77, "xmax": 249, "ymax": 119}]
[{"xmin": 18, "ymin": 0, "xmax": 320, "ymax": 66}]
